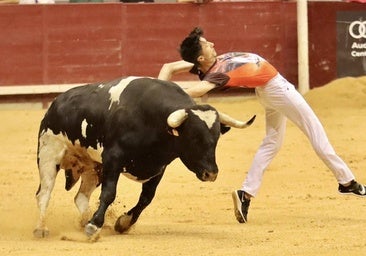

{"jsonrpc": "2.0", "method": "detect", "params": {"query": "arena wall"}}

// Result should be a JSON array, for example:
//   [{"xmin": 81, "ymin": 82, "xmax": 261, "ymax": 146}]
[
  {"xmin": 0, "ymin": 1, "xmax": 365, "ymax": 104},
  {"xmin": 308, "ymin": 1, "xmax": 366, "ymax": 88},
  {"xmin": 0, "ymin": 2, "xmax": 296, "ymax": 86}
]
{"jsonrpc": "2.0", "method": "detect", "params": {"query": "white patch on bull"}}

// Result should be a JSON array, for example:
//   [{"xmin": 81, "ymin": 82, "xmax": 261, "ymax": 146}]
[
  {"xmin": 38, "ymin": 129, "xmax": 68, "ymax": 166},
  {"xmin": 191, "ymin": 109, "xmax": 217, "ymax": 129},
  {"xmin": 39, "ymin": 129, "xmax": 103, "ymax": 165},
  {"xmin": 98, "ymin": 83, "xmax": 104, "ymax": 88},
  {"xmin": 74, "ymin": 193, "xmax": 89, "ymax": 214},
  {"xmin": 108, "ymin": 76, "xmax": 140, "ymax": 110},
  {"xmin": 86, "ymin": 143, "xmax": 103, "ymax": 163},
  {"xmin": 81, "ymin": 119, "xmax": 88, "ymax": 139},
  {"xmin": 122, "ymin": 166, "xmax": 164, "ymax": 184},
  {"xmin": 122, "ymin": 173, "xmax": 147, "ymax": 183},
  {"xmin": 122, "ymin": 172, "xmax": 152, "ymax": 183}
]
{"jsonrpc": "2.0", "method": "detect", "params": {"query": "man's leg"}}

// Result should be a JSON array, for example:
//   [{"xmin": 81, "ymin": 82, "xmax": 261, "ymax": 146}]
[
  {"xmin": 233, "ymin": 107, "xmax": 287, "ymax": 223},
  {"xmin": 272, "ymin": 78, "xmax": 365, "ymax": 197}
]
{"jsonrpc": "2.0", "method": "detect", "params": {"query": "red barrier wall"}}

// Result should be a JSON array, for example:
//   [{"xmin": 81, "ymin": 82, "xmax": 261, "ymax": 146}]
[
  {"xmin": 3, "ymin": 1, "xmax": 364, "ymax": 90},
  {"xmin": 308, "ymin": 1, "xmax": 366, "ymax": 88},
  {"xmin": 0, "ymin": 2, "xmax": 297, "ymax": 87}
]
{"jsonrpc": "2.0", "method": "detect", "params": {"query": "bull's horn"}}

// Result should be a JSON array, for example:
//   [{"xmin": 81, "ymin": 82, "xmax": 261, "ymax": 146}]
[
  {"xmin": 167, "ymin": 109, "xmax": 188, "ymax": 128},
  {"xmin": 218, "ymin": 112, "xmax": 256, "ymax": 128}
]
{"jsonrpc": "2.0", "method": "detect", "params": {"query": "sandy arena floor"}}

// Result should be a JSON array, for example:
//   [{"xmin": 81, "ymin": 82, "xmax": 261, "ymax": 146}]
[{"xmin": 1, "ymin": 76, "xmax": 366, "ymax": 255}]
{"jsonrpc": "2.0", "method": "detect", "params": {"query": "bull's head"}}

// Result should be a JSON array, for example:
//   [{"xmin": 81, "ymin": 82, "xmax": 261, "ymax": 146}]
[{"xmin": 167, "ymin": 105, "xmax": 255, "ymax": 182}]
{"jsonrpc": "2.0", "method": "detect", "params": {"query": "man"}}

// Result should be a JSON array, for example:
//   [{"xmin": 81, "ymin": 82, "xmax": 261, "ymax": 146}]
[{"xmin": 158, "ymin": 27, "xmax": 366, "ymax": 224}]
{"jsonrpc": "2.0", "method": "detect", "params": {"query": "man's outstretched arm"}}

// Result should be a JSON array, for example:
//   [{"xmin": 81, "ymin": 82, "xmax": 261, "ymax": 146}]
[
  {"xmin": 158, "ymin": 60, "xmax": 215, "ymax": 98},
  {"xmin": 158, "ymin": 60, "xmax": 194, "ymax": 81}
]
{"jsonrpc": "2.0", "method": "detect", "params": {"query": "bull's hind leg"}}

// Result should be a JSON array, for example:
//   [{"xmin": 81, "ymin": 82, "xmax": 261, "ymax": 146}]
[
  {"xmin": 34, "ymin": 163, "xmax": 59, "ymax": 238},
  {"xmin": 34, "ymin": 131, "xmax": 66, "ymax": 238},
  {"xmin": 114, "ymin": 169, "xmax": 165, "ymax": 233},
  {"xmin": 75, "ymin": 163, "xmax": 102, "ymax": 227}
]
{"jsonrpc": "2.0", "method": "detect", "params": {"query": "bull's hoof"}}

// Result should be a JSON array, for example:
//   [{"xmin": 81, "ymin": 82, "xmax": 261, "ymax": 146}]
[
  {"xmin": 85, "ymin": 223, "xmax": 100, "ymax": 237},
  {"xmin": 33, "ymin": 228, "xmax": 49, "ymax": 238},
  {"xmin": 114, "ymin": 213, "xmax": 133, "ymax": 233}
]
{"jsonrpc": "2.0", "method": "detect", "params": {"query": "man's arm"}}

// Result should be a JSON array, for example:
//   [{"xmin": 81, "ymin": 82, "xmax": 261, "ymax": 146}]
[
  {"xmin": 158, "ymin": 60, "xmax": 194, "ymax": 81},
  {"xmin": 158, "ymin": 60, "xmax": 216, "ymax": 98},
  {"xmin": 183, "ymin": 81, "xmax": 216, "ymax": 98}
]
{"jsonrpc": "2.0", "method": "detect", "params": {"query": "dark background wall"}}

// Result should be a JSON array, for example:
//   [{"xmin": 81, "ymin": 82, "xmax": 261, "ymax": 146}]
[{"xmin": 0, "ymin": 1, "xmax": 365, "ymax": 89}]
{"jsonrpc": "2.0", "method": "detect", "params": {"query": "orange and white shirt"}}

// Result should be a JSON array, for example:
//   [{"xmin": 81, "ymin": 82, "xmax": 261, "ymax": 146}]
[{"xmin": 198, "ymin": 52, "xmax": 278, "ymax": 89}]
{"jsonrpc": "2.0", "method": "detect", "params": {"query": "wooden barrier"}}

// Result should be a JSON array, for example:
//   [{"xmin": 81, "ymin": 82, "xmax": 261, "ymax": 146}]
[
  {"xmin": 0, "ymin": 2, "xmax": 297, "ymax": 87},
  {"xmin": 1, "ymin": 1, "xmax": 365, "ymax": 105}
]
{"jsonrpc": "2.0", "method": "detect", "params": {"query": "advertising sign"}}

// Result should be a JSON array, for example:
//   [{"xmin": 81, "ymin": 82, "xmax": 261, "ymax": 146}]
[{"xmin": 337, "ymin": 11, "xmax": 366, "ymax": 78}]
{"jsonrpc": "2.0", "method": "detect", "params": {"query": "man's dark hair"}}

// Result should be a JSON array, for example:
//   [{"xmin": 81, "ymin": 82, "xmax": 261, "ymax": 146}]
[{"xmin": 179, "ymin": 27, "xmax": 204, "ymax": 67}]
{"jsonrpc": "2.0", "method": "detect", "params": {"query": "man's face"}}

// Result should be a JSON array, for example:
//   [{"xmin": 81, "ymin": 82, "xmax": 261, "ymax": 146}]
[{"xmin": 198, "ymin": 37, "xmax": 217, "ymax": 65}]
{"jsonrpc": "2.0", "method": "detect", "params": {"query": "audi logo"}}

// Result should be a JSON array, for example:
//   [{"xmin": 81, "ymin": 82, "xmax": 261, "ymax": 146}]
[{"xmin": 349, "ymin": 20, "xmax": 366, "ymax": 39}]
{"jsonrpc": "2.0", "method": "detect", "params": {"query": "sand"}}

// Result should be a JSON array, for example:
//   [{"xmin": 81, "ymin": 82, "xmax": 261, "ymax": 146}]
[{"xmin": 1, "ymin": 76, "xmax": 366, "ymax": 255}]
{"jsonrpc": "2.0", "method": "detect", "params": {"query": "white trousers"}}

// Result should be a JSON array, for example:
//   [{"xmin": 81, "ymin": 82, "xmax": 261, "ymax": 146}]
[{"xmin": 242, "ymin": 74, "xmax": 355, "ymax": 197}]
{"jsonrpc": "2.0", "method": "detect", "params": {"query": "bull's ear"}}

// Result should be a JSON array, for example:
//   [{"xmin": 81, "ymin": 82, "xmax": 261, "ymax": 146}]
[
  {"xmin": 167, "ymin": 128, "xmax": 179, "ymax": 136},
  {"xmin": 172, "ymin": 129, "xmax": 179, "ymax": 136},
  {"xmin": 220, "ymin": 124, "xmax": 231, "ymax": 135}
]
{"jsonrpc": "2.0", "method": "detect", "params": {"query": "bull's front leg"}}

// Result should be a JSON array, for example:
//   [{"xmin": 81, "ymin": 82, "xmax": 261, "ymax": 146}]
[
  {"xmin": 84, "ymin": 165, "xmax": 120, "ymax": 237},
  {"xmin": 114, "ymin": 168, "xmax": 165, "ymax": 233}
]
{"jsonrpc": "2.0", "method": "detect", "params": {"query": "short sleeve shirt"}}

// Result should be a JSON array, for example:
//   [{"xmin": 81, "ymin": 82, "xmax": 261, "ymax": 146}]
[{"xmin": 199, "ymin": 52, "xmax": 278, "ymax": 89}]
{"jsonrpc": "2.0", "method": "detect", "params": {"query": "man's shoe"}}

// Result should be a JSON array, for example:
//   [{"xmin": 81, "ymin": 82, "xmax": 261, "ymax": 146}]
[
  {"xmin": 232, "ymin": 190, "xmax": 250, "ymax": 223},
  {"xmin": 338, "ymin": 180, "xmax": 366, "ymax": 197}
]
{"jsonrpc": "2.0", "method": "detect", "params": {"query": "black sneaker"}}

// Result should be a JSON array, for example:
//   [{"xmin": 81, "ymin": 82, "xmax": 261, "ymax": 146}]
[
  {"xmin": 338, "ymin": 180, "xmax": 366, "ymax": 197},
  {"xmin": 232, "ymin": 190, "xmax": 250, "ymax": 223}
]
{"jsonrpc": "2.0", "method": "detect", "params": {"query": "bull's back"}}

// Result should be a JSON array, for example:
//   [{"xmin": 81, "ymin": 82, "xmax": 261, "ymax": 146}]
[
  {"xmin": 39, "ymin": 81, "xmax": 114, "ymax": 148},
  {"xmin": 39, "ymin": 77, "xmax": 195, "ymax": 149}
]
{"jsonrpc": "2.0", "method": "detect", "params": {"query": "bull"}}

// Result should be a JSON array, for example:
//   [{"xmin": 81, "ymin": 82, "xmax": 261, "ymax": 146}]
[{"xmin": 33, "ymin": 77, "xmax": 255, "ymax": 238}]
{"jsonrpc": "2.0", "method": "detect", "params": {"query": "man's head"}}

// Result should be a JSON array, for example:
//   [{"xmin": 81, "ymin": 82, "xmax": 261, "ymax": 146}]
[
  {"xmin": 180, "ymin": 27, "xmax": 216, "ymax": 73},
  {"xmin": 180, "ymin": 27, "xmax": 203, "ymax": 66}
]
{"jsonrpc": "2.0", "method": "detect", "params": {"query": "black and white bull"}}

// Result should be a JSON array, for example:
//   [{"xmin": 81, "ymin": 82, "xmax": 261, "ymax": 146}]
[{"xmin": 33, "ymin": 76, "xmax": 255, "ymax": 238}]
